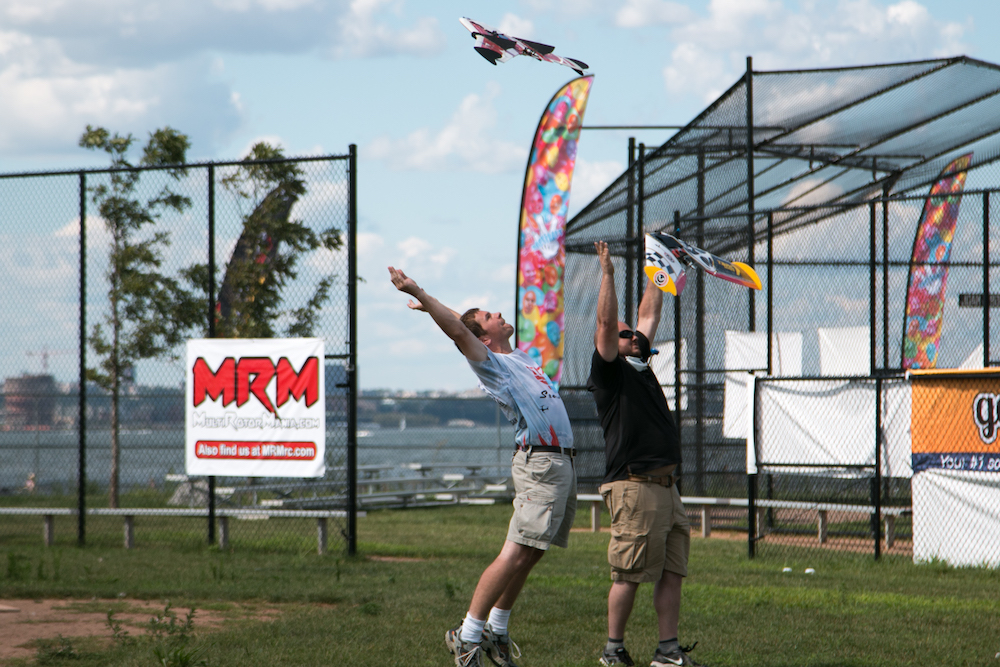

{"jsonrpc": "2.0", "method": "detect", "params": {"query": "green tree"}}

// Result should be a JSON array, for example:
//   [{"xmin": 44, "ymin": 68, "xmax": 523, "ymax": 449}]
[
  {"xmin": 80, "ymin": 125, "xmax": 203, "ymax": 508},
  {"xmin": 185, "ymin": 141, "xmax": 342, "ymax": 338}
]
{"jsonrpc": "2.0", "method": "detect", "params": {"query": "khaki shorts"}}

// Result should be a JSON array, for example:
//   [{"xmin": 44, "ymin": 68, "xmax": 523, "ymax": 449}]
[
  {"xmin": 506, "ymin": 450, "xmax": 577, "ymax": 550},
  {"xmin": 600, "ymin": 479, "xmax": 690, "ymax": 582}
]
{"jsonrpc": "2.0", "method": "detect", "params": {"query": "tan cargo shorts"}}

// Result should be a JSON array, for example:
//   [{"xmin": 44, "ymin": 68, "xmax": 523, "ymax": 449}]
[
  {"xmin": 506, "ymin": 450, "xmax": 577, "ymax": 550},
  {"xmin": 600, "ymin": 479, "xmax": 690, "ymax": 582}
]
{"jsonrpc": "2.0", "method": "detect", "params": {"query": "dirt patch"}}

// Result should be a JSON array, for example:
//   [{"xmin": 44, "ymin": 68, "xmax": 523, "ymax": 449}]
[{"xmin": 0, "ymin": 599, "xmax": 273, "ymax": 662}]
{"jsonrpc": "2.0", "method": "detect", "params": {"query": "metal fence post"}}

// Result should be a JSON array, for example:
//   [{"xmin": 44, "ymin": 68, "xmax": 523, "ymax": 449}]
[
  {"xmin": 207, "ymin": 164, "xmax": 216, "ymax": 546},
  {"xmin": 347, "ymin": 144, "xmax": 359, "ymax": 556},
  {"xmin": 637, "ymin": 143, "xmax": 646, "ymax": 326},
  {"xmin": 626, "ymin": 138, "xmax": 636, "ymax": 324},
  {"xmin": 984, "ymin": 191, "xmax": 991, "ymax": 367},
  {"xmin": 746, "ymin": 56, "xmax": 755, "ymax": 333},
  {"xmin": 673, "ymin": 210, "xmax": 682, "ymax": 455},
  {"xmin": 766, "ymin": 211, "xmax": 773, "ymax": 375},
  {"xmin": 869, "ymin": 201, "xmax": 876, "ymax": 375},
  {"xmin": 873, "ymin": 377, "xmax": 882, "ymax": 560},
  {"xmin": 695, "ymin": 152, "xmax": 705, "ymax": 495},
  {"xmin": 748, "ymin": 472, "xmax": 757, "ymax": 559},
  {"xmin": 882, "ymin": 188, "xmax": 890, "ymax": 369},
  {"xmin": 78, "ymin": 171, "xmax": 87, "ymax": 547}
]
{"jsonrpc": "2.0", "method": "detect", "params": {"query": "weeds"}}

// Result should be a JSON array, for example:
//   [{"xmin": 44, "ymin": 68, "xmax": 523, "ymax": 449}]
[
  {"xmin": 106, "ymin": 610, "xmax": 136, "ymax": 647},
  {"xmin": 107, "ymin": 602, "xmax": 206, "ymax": 666},
  {"xmin": 152, "ymin": 644, "xmax": 207, "ymax": 667},
  {"xmin": 35, "ymin": 635, "xmax": 79, "ymax": 663},
  {"xmin": 146, "ymin": 601, "xmax": 197, "ymax": 641}
]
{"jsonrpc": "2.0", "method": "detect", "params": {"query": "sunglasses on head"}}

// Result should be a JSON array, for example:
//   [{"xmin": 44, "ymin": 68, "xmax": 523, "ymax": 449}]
[{"xmin": 619, "ymin": 329, "xmax": 635, "ymax": 339}]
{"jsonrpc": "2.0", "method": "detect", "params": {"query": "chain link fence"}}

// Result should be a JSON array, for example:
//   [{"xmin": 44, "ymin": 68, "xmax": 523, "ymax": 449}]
[
  {"xmin": 0, "ymin": 151, "xmax": 356, "ymax": 554},
  {"xmin": 751, "ymin": 372, "xmax": 1000, "ymax": 568},
  {"xmin": 564, "ymin": 184, "xmax": 999, "ymax": 563}
]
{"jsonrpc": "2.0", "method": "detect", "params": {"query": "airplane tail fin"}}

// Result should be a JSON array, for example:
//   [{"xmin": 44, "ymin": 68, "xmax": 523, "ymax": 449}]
[
  {"xmin": 520, "ymin": 39, "xmax": 555, "ymax": 55},
  {"xmin": 475, "ymin": 47, "xmax": 501, "ymax": 65}
]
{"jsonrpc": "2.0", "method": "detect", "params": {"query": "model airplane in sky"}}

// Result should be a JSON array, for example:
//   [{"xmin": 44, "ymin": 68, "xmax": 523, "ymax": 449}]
[
  {"xmin": 459, "ymin": 17, "xmax": 589, "ymax": 76},
  {"xmin": 645, "ymin": 232, "xmax": 762, "ymax": 296}
]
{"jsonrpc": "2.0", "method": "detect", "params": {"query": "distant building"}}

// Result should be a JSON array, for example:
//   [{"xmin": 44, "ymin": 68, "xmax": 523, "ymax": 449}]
[{"xmin": 3, "ymin": 374, "xmax": 57, "ymax": 428}]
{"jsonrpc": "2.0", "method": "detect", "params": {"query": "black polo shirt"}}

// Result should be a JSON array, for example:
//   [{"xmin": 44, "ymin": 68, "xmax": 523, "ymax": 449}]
[{"xmin": 587, "ymin": 349, "xmax": 681, "ymax": 485}]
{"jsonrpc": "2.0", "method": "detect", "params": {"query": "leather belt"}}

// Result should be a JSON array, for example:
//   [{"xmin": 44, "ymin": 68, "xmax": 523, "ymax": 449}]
[
  {"xmin": 516, "ymin": 445, "xmax": 577, "ymax": 457},
  {"xmin": 627, "ymin": 473, "xmax": 674, "ymax": 487}
]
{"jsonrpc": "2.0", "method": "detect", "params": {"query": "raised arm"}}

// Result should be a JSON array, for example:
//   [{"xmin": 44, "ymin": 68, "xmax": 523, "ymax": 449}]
[
  {"xmin": 635, "ymin": 276, "xmax": 664, "ymax": 342},
  {"xmin": 388, "ymin": 266, "xmax": 487, "ymax": 362},
  {"xmin": 594, "ymin": 241, "xmax": 620, "ymax": 362}
]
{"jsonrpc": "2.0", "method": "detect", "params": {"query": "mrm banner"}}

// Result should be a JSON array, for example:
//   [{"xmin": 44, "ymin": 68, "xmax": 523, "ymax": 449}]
[
  {"xmin": 911, "ymin": 369, "xmax": 1000, "ymax": 473},
  {"xmin": 185, "ymin": 338, "xmax": 326, "ymax": 478}
]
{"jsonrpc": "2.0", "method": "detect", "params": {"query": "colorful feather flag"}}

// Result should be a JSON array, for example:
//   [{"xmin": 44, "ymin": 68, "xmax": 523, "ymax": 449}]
[
  {"xmin": 515, "ymin": 76, "xmax": 594, "ymax": 384},
  {"xmin": 901, "ymin": 153, "xmax": 973, "ymax": 369}
]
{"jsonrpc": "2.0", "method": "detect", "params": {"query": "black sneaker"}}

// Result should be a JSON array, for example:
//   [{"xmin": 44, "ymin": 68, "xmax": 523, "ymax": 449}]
[{"xmin": 600, "ymin": 646, "xmax": 635, "ymax": 666}]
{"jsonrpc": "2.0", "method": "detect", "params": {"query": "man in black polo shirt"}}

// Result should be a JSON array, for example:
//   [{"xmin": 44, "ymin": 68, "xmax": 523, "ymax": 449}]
[{"xmin": 588, "ymin": 240, "xmax": 703, "ymax": 667}]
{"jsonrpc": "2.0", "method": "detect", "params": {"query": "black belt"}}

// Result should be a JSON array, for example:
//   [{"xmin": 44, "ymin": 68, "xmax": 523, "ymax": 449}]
[
  {"xmin": 627, "ymin": 473, "xmax": 674, "ymax": 487},
  {"xmin": 516, "ymin": 445, "xmax": 577, "ymax": 457}
]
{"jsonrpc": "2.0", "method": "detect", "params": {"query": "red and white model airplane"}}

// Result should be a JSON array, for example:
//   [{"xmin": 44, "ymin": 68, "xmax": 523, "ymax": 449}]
[{"xmin": 459, "ymin": 17, "xmax": 589, "ymax": 76}]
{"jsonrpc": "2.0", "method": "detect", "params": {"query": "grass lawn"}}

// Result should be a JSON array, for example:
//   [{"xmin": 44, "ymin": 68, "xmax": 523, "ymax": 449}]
[{"xmin": 1, "ymin": 503, "xmax": 999, "ymax": 666}]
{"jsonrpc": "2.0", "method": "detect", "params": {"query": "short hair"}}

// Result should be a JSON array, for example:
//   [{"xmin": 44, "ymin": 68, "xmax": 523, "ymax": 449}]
[{"xmin": 460, "ymin": 308, "xmax": 486, "ymax": 338}]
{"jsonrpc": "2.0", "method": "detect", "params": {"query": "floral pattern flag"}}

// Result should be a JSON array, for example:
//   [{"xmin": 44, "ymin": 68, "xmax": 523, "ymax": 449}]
[
  {"xmin": 902, "ymin": 153, "xmax": 973, "ymax": 369},
  {"xmin": 515, "ymin": 76, "xmax": 594, "ymax": 384}
]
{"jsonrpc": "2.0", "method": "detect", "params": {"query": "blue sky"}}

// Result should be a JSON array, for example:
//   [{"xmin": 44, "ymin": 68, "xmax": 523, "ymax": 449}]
[{"xmin": 0, "ymin": 0, "xmax": 994, "ymax": 391}]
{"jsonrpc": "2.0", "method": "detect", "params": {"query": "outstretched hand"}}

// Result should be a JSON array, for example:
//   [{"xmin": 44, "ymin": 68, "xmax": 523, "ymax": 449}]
[
  {"xmin": 388, "ymin": 266, "xmax": 418, "ymax": 295},
  {"xmin": 595, "ymin": 240, "xmax": 614, "ymax": 275},
  {"xmin": 389, "ymin": 266, "xmax": 429, "ymax": 311}
]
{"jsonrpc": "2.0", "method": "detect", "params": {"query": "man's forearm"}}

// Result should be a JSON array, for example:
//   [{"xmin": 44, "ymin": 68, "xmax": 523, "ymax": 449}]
[
  {"xmin": 595, "ymin": 267, "xmax": 620, "ymax": 361},
  {"xmin": 596, "ymin": 270, "xmax": 618, "ymax": 330},
  {"xmin": 409, "ymin": 288, "xmax": 467, "ymax": 341},
  {"xmin": 636, "ymin": 279, "xmax": 664, "ymax": 337}
]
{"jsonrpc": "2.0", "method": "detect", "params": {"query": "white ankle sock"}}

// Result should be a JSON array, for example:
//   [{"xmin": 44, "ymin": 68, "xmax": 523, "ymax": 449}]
[
  {"xmin": 487, "ymin": 607, "xmax": 511, "ymax": 636},
  {"xmin": 460, "ymin": 613, "xmax": 486, "ymax": 644}
]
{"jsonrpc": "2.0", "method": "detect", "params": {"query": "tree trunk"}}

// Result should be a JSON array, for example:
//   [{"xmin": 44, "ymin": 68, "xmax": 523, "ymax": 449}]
[
  {"xmin": 110, "ymin": 374, "xmax": 119, "ymax": 508},
  {"xmin": 109, "ymin": 248, "xmax": 121, "ymax": 509}
]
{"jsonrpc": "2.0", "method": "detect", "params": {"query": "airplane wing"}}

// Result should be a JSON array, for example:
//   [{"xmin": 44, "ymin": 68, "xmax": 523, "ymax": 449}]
[
  {"xmin": 473, "ymin": 34, "xmax": 515, "ymax": 66},
  {"xmin": 644, "ymin": 233, "xmax": 687, "ymax": 295},
  {"xmin": 647, "ymin": 232, "xmax": 761, "ymax": 292}
]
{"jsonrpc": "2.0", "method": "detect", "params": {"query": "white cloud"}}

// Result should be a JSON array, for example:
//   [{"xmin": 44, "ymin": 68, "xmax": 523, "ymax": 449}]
[
  {"xmin": 568, "ymin": 158, "xmax": 625, "ymax": 217},
  {"xmin": 357, "ymin": 232, "xmax": 386, "ymax": 258},
  {"xmin": 651, "ymin": 0, "xmax": 967, "ymax": 103},
  {"xmin": 615, "ymin": 0, "xmax": 695, "ymax": 28},
  {"xmin": 396, "ymin": 236, "xmax": 456, "ymax": 268},
  {"xmin": 498, "ymin": 13, "xmax": 534, "ymax": 38},
  {"xmin": 779, "ymin": 178, "xmax": 846, "ymax": 207},
  {"xmin": 337, "ymin": 0, "xmax": 445, "ymax": 58},
  {"xmin": 0, "ymin": 1, "xmax": 444, "ymax": 159},
  {"xmin": 520, "ymin": 0, "xmax": 603, "ymax": 13},
  {"xmin": 366, "ymin": 83, "xmax": 528, "ymax": 173}
]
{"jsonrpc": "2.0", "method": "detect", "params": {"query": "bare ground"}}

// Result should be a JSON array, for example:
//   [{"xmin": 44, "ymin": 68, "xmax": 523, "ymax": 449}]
[{"xmin": 0, "ymin": 598, "xmax": 275, "ymax": 663}]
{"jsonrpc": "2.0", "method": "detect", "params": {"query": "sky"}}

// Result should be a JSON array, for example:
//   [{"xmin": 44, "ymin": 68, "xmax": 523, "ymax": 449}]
[{"xmin": 0, "ymin": 0, "xmax": 997, "ymax": 391}]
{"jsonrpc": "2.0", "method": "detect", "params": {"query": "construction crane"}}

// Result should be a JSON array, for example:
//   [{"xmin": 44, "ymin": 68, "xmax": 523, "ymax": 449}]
[{"xmin": 25, "ymin": 348, "xmax": 73, "ymax": 374}]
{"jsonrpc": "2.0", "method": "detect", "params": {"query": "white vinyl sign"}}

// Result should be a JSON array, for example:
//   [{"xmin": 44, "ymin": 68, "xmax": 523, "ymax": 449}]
[{"xmin": 185, "ymin": 338, "xmax": 325, "ymax": 478}]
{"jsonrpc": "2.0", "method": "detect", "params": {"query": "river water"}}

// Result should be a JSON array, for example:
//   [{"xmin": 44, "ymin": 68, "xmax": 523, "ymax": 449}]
[{"xmin": 0, "ymin": 425, "xmax": 516, "ymax": 493}]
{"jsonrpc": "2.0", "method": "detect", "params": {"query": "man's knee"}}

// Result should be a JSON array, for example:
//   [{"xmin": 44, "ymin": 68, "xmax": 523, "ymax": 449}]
[{"xmin": 500, "ymin": 540, "xmax": 545, "ymax": 569}]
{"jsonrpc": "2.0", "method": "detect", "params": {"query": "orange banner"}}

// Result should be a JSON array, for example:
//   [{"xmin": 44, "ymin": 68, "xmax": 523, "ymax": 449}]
[
  {"xmin": 911, "ymin": 370, "xmax": 1000, "ymax": 473},
  {"xmin": 912, "ymin": 372, "xmax": 1000, "ymax": 453}
]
